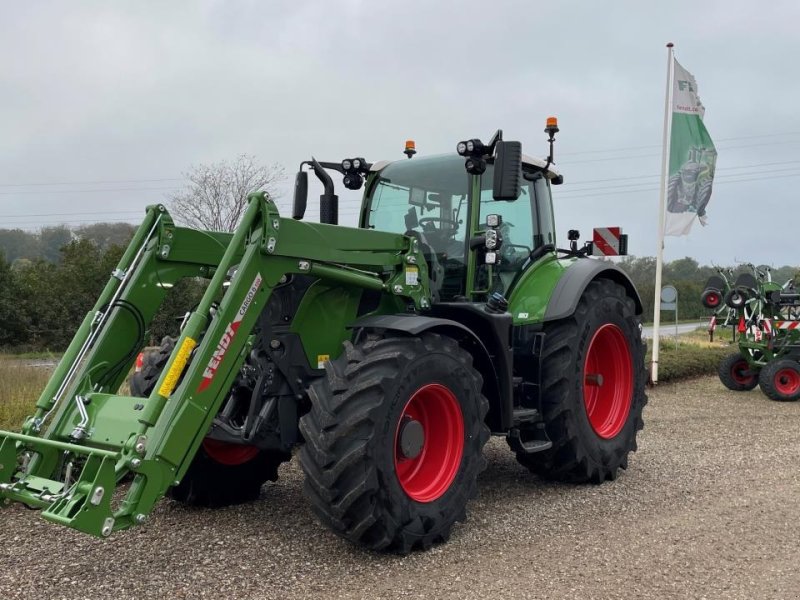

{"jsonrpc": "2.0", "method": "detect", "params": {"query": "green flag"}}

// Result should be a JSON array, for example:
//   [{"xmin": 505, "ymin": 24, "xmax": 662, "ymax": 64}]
[{"xmin": 665, "ymin": 58, "xmax": 716, "ymax": 236}]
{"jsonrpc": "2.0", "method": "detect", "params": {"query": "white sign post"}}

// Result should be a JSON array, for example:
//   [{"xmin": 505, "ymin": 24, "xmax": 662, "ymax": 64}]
[{"xmin": 660, "ymin": 285, "xmax": 679, "ymax": 350}]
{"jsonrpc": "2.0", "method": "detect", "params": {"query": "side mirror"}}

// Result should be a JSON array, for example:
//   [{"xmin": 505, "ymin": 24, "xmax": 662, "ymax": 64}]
[
  {"xmin": 492, "ymin": 141, "xmax": 522, "ymax": 200},
  {"xmin": 292, "ymin": 170, "xmax": 308, "ymax": 220}
]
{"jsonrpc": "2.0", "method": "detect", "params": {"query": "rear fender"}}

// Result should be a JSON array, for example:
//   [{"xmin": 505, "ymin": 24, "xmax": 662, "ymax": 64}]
[{"xmin": 544, "ymin": 259, "xmax": 643, "ymax": 322}]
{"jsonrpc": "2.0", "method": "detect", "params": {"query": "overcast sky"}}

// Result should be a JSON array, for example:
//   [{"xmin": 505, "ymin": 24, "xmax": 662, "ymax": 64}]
[{"xmin": 1, "ymin": 1, "xmax": 799, "ymax": 266}]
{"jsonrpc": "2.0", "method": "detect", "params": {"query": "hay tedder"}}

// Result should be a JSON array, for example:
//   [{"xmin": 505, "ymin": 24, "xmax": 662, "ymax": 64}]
[
  {"xmin": 704, "ymin": 265, "xmax": 800, "ymax": 401},
  {"xmin": 0, "ymin": 120, "xmax": 647, "ymax": 552}
]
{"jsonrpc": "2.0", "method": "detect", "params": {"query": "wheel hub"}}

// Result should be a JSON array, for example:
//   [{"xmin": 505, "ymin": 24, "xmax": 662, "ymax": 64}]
[
  {"xmin": 583, "ymin": 323, "xmax": 633, "ymax": 439},
  {"xmin": 393, "ymin": 383, "xmax": 464, "ymax": 503},
  {"xmin": 398, "ymin": 416, "xmax": 425, "ymax": 460}
]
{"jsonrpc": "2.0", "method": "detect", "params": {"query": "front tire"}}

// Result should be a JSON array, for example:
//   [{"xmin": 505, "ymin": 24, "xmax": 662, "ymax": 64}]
[
  {"xmin": 299, "ymin": 332, "xmax": 489, "ymax": 553},
  {"xmin": 513, "ymin": 279, "xmax": 647, "ymax": 483},
  {"xmin": 758, "ymin": 359, "xmax": 800, "ymax": 401},
  {"xmin": 130, "ymin": 336, "xmax": 290, "ymax": 507},
  {"xmin": 718, "ymin": 352, "xmax": 759, "ymax": 391}
]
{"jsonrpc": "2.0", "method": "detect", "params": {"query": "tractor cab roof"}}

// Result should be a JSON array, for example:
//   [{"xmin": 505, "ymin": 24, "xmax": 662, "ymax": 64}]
[{"xmin": 370, "ymin": 152, "xmax": 561, "ymax": 181}]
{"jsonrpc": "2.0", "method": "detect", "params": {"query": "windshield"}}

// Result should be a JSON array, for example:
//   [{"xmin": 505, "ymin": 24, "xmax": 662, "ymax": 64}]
[
  {"xmin": 366, "ymin": 154, "xmax": 553, "ymax": 299},
  {"xmin": 367, "ymin": 155, "xmax": 470, "ymax": 298}
]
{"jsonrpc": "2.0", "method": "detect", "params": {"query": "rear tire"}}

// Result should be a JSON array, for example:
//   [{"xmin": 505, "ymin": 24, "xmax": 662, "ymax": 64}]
[
  {"xmin": 299, "ymin": 332, "xmax": 489, "ymax": 553},
  {"xmin": 718, "ymin": 352, "xmax": 759, "ymax": 391},
  {"xmin": 758, "ymin": 359, "xmax": 800, "ymax": 401},
  {"xmin": 130, "ymin": 336, "xmax": 290, "ymax": 507},
  {"xmin": 513, "ymin": 279, "xmax": 647, "ymax": 483}
]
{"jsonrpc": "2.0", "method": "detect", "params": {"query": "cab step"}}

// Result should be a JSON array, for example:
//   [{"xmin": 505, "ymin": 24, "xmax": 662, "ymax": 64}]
[
  {"xmin": 507, "ymin": 425, "xmax": 552, "ymax": 455},
  {"xmin": 511, "ymin": 407, "xmax": 540, "ymax": 426}
]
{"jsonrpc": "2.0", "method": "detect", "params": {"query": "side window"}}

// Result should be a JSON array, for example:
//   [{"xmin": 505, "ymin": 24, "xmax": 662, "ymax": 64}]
[
  {"xmin": 368, "ymin": 182, "xmax": 412, "ymax": 232},
  {"xmin": 534, "ymin": 177, "xmax": 555, "ymax": 248},
  {"xmin": 479, "ymin": 183, "xmax": 535, "ymax": 252}
]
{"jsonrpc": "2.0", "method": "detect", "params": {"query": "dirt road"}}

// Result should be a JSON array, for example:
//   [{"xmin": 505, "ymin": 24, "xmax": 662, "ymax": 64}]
[{"xmin": 1, "ymin": 376, "xmax": 799, "ymax": 599}]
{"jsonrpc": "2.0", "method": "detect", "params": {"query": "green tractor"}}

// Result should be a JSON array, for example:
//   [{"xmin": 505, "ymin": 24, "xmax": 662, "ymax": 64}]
[
  {"xmin": 0, "ymin": 120, "xmax": 647, "ymax": 553},
  {"xmin": 715, "ymin": 265, "xmax": 800, "ymax": 401}
]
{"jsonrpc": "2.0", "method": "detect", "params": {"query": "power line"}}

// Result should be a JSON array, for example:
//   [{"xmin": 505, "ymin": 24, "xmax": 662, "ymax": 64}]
[
  {"xmin": 0, "ymin": 210, "xmax": 145, "ymax": 219},
  {"xmin": 560, "ymin": 139, "xmax": 800, "ymax": 165},
  {"xmin": 0, "ymin": 177, "xmax": 182, "ymax": 188},
  {"xmin": 0, "ymin": 186, "xmax": 178, "ymax": 196},
  {"xmin": 558, "ymin": 131, "xmax": 800, "ymax": 156},
  {"xmin": 557, "ymin": 171, "xmax": 800, "ymax": 201},
  {"xmin": 564, "ymin": 159, "xmax": 800, "ymax": 187},
  {"xmin": 559, "ymin": 167, "xmax": 800, "ymax": 196}
]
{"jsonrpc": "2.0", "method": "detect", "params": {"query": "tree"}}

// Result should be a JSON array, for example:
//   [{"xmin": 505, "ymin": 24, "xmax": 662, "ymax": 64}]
[
  {"xmin": 169, "ymin": 155, "xmax": 285, "ymax": 232},
  {"xmin": 39, "ymin": 226, "xmax": 74, "ymax": 263},
  {"xmin": 0, "ymin": 229, "xmax": 40, "ymax": 263},
  {"xmin": 75, "ymin": 223, "xmax": 136, "ymax": 249}
]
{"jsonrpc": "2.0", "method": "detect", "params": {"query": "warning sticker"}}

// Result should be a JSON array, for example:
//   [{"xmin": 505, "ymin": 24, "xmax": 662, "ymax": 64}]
[
  {"xmin": 158, "ymin": 336, "xmax": 197, "ymax": 398},
  {"xmin": 405, "ymin": 266, "xmax": 419, "ymax": 286},
  {"xmin": 317, "ymin": 354, "xmax": 330, "ymax": 369}
]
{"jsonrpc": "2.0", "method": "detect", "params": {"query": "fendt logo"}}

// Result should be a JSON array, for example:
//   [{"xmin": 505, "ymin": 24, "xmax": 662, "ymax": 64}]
[{"xmin": 197, "ymin": 273, "xmax": 263, "ymax": 392}]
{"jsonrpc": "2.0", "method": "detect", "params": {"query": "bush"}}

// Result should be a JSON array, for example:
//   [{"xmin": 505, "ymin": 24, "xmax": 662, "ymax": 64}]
[{"xmin": 646, "ymin": 336, "xmax": 732, "ymax": 382}]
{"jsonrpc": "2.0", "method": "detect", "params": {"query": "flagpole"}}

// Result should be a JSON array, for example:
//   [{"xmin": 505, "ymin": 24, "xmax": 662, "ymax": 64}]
[{"xmin": 651, "ymin": 42, "xmax": 675, "ymax": 384}]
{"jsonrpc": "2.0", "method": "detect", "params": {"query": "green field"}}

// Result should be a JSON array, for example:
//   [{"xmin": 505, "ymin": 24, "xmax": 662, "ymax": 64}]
[{"xmin": 0, "ymin": 356, "xmax": 52, "ymax": 430}]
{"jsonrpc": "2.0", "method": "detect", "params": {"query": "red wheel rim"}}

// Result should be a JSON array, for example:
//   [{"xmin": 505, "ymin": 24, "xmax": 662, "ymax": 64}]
[
  {"xmin": 202, "ymin": 439, "xmax": 259, "ymax": 466},
  {"xmin": 394, "ymin": 383, "xmax": 464, "ymax": 503},
  {"xmin": 774, "ymin": 368, "xmax": 800, "ymax": 396},
  {"xmin": 583, "ymin": 324, "xmax": 633, "ymax": 439},
  {"xmin": 730, "ymin": 360, "xmax": 755, "ymax": 385},
  {"xmin": 706, "ymin": 293, "xmax": 720, "ymax": 307}
]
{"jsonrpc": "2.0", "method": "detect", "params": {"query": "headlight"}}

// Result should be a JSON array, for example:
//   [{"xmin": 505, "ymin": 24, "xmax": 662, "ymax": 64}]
[
  {"xmin": 456, "ymin": 141, "xmax": 467, "ymax": 156},
  {"xmin": 342, "ymin": 159, "xmax": 352, "ymax": 171},
  {"xmin": 352, "ymin": 158, "xmax": 362, "ymax": 170}
]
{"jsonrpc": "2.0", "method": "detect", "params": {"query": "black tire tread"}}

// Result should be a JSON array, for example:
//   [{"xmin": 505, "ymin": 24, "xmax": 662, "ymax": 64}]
[
  {"xmin": 299, "ymin": 332, "xmax": 489, "ymax": 553},
  {"xmin": 514, "ymin": 279, "xmax": 647, "ymax": 483},
  {"xmin": 718, "ymin": 352, "xmax": 759, "ymax": 392},
  {"xmin": 758, "ymin": 358, "xmax": 800, "ymax": 402}
]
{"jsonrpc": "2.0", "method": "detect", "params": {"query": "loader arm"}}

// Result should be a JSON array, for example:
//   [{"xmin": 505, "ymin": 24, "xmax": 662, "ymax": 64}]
[{"xmin": 0, "ymin": 192, "xmax": 430, "ymax": 537}]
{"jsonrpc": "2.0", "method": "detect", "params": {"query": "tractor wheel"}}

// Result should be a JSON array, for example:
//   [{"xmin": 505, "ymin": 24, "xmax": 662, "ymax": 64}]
[
  {"xmin": 718, "ymin": 352, "xmax": 759, "ymax": 391},
  {"xmin": 129, "ymin": 336, "xmax": 176, "ymax": 397},
  {"xmin": 700, "ymin": 288, "xmax": 722, "ymax": 309},
  {"xmin": 513, "ymin": 279, "xmax": 647, "ymax": 483},
  {"xmin": 130, "ymin": 336, "xmax": 290, "ymax": 507},
  {"xmin": 758, "ymin": 359, "xmax": 800, "ymax": 401},
  {"xmin": 299, "ymin": 332, "xmax": 489, "ymax": 553},
  {"xmin": 725, "ymin": 289, "xmax": 747, "ymax": 309}
]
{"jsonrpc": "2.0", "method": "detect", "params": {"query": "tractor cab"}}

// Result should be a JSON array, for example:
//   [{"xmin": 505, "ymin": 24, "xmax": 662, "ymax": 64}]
[
  {"xmin": 295, "ymin": 124, "xmax": 564, "ymax": 302},
  {"xmin": 361, "ymin": 151, "xmax": 562, "ymax": 300}
]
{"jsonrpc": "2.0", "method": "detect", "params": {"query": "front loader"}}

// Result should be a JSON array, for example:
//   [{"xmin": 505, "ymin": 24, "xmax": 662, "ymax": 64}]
[{"xmin": 0, "ymin": 119, "xmax": 647, "ymax": 552}]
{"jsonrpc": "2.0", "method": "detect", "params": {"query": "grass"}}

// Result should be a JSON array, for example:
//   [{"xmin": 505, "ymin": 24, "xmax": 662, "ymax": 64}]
[
  {"xmin": 0, "ymin": 355, "xmax": 52, "ymax": 430},
  {"xmin": 646, "ymin": 326, "xmax": 734, "ymax": 383}
]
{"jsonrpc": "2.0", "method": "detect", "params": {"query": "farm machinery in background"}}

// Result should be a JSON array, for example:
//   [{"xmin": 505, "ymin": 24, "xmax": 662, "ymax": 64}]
[
  {"xmin": 0, "ymin": 120, "xmax": 647, "ymax": 553},
  {"xmin": 702, "ymin": 264, "xmax": 800, "ymax": 401}
]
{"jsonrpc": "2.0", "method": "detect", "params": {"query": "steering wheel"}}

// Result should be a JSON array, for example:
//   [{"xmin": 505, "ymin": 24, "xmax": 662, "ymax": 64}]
[
  {"xmin": 419, "ymin": 216, "xmax": 459, "ymax": 233},
  {"xmin": 501, "ymin": 243, "xmax": 532, "ymax": 268}
]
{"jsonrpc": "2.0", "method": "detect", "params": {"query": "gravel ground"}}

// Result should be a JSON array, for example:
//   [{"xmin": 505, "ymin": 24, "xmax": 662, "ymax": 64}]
[{"xmin": 1, "ymin": 376, "xmax": 799, "ymax": 600}]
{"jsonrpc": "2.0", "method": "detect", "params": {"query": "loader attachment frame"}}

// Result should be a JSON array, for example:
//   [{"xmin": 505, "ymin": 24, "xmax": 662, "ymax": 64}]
[{"xmin": 0, "ymin": 192, "xmax": 429, "ymax": 537}]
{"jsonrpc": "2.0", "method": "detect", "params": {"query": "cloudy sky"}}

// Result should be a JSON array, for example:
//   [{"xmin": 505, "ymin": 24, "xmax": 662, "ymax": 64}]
[{"xmin": 1, "ymin": 1, "xmax": 799, "ymax": 265}]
